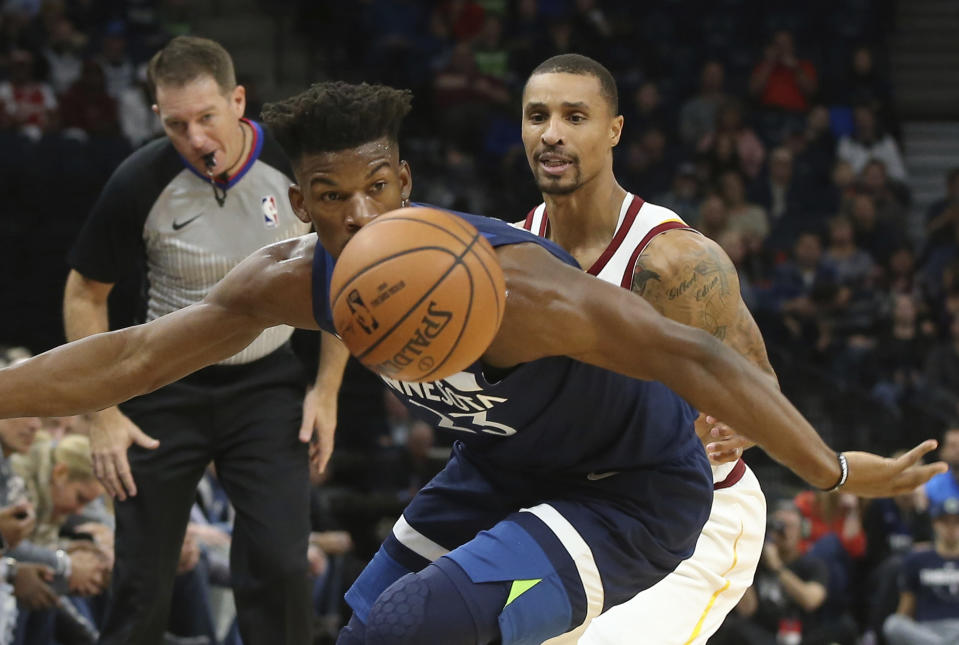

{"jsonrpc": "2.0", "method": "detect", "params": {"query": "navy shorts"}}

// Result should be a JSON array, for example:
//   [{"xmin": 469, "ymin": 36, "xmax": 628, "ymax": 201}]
[{"xmin": 345, "ymin": 443, "xmax": 711, "ymax": 644}]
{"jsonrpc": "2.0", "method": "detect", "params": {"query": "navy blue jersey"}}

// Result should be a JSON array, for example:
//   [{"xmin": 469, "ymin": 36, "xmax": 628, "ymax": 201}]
[{"xmin": 311, "ymin": 208, "xmax": 707, "ymax": 487}]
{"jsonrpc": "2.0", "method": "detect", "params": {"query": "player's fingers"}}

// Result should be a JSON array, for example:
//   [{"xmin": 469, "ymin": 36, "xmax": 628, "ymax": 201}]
[
  {"xmin": 709, "ymin": 424, "xmax": 734, "ymax": 439},
  {"xmin": 896, "ymin": 439, "xmax": 940, "ymax": 468},
  {"xmin": 897, "ymin": 462, "xmax": 949, "ymax": 490}
]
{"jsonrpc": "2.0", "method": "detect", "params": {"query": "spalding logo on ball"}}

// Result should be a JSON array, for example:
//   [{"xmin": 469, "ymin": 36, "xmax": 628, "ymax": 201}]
[{"xmin": 330, "ymin": 207, "xmax": 507, "ymax": 383}]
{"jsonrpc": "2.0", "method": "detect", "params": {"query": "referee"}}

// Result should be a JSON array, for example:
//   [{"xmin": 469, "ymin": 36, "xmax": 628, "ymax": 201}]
[{"xmin": 63, "ymin": 36, "xmax": 347, "ymax": 644}]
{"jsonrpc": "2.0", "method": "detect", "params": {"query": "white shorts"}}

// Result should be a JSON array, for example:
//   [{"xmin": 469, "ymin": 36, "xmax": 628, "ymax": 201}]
[{"xmin": 545, "ymin": 460, "xmax": 766, "ymax": 644}]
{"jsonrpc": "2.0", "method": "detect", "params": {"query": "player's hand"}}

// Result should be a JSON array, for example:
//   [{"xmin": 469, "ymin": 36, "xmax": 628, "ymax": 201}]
[
  {"xmin": 299, "ymin": 383, "xmax": 338, "ymax": 476},
  {"xmin": 13, "ymin": 563, "xmax": 58, "ymax": 609},
  {"xmin": 0, "ymin": 500, "xmax": 35, "ymax": 549},
  {"xmin": 90, "ymin": 407, "xmax": 158, "ymax": 500},
  {"xmin": 842, "ymin": 440, "xmax": 948, "ymax": 498},
  {"xmin": 696, "ymin": 415, "xmax": 754, "ymax": 465}
]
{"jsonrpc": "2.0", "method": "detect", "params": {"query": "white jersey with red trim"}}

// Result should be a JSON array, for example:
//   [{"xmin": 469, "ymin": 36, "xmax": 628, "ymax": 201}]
[
  {"xmin": 523, "ymin": 193, "xmax": 694, "ymax": 289},
  {"xmin": 524, "ymin": 192, "xmax": 766, "ymax": 645}
]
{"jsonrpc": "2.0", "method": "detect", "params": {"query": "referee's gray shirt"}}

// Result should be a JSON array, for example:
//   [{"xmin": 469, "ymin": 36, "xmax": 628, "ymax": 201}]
[{"xmin": 68, "ymin": 119, "xmax": 310, "ymax": 365}]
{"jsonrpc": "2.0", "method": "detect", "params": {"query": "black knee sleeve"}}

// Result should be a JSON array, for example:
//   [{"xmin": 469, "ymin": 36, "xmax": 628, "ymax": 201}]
[{"xmin": 365, "ymin": 559, "xmax": 507, "ymax": 645}]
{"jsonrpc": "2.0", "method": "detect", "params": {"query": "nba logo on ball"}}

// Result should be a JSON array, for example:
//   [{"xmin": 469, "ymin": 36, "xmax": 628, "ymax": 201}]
[{"xmin": 261, "ymin": 195, "xmax": 279, "ymax": 228}]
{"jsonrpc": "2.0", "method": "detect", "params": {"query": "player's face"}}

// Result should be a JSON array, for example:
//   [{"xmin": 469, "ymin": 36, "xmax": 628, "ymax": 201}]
[
  {"xmin": 522, "ymin": 72, "xmax": 622, "ymax": 195},
  {"xmin": 289, "ymin": 138, "xmax": 412, "ymax": 259},
  {"xmin": 154, "ymin": 75, "xmax": 246, "ymax": 176}
]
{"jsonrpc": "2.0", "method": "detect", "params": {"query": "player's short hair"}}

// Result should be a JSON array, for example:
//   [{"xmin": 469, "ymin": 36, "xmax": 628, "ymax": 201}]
[
  {"xmin": 528, "ymin": 54, "xmax": 619, "ymax": 115},
  {"xmin": 261, "ymin": 82, "xmax": 413, "ymax": 165},
  {"xmin": 147, "ymin": 36, "xmax": 236, "ymax": 99}
]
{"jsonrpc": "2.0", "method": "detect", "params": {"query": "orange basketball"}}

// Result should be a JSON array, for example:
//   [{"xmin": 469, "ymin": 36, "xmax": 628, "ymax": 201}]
[{"xmin": 330, "ymin": 207, "xmax": 507, "ymax": 383}]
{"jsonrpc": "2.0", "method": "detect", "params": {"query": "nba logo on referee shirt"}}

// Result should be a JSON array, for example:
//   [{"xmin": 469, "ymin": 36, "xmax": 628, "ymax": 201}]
[{"xmin": 261, "ymin": 195, "xmax": 279, "ymax": 228}]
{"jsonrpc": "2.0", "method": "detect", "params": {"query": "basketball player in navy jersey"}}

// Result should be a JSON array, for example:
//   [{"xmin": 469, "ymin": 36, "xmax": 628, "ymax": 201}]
[
  {"xmin": 0, "ymin": 82, "xmax": 946, "ymax": 645},
  {"xmin": 519, "ymin": 53, "xmax": 768, "ymax": 644}
]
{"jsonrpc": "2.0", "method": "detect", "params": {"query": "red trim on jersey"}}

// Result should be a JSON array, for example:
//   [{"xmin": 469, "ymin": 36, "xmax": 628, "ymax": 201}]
[
  {"xmin": 584, "ymin": 195, "xmax": 645, "ymax": 276},
  {"xmin": 619, "ymin": 220, "xmax": 694, "ymax": 289},
  {"xmin": 713, "ymin": 458, "xmax": 746, "ymax": 490},
  {"xmin": 523, "ymin": 207, "xmax": 537, "ymax": 231}
]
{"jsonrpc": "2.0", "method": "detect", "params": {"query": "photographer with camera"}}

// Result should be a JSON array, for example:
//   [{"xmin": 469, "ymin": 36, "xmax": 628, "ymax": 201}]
[
  {"xmin": 749, "ymin": 29, "xmax": 818, "ymax": 114},
  {"xmin": 713, "ymin": 500, "xmax": 831, "ymax": 644}
]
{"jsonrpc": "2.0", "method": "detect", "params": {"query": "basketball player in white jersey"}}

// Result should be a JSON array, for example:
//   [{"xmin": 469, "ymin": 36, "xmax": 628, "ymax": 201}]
[{"xmin": 520, "ymin": 54, "xmax": 769, "ymax": 644}]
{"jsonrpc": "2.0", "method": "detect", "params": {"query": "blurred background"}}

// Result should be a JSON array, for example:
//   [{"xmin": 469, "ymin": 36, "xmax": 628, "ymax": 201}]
[{"xmin": 1, "ymin": 0, "xmax": 958, "ymax": 643}]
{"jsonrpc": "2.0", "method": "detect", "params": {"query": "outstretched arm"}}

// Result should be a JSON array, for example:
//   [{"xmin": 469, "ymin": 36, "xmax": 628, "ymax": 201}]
[
  {"xmin": 484, "ymin": 243, "xmax": 945, "ymax": 497},
  {"xmin": 0, "ymin": 238, "xmax": 319, "ymax": 420},
  {"xmin": 634, "ymin": 230, "xmax": 775, "ymax": 459}
]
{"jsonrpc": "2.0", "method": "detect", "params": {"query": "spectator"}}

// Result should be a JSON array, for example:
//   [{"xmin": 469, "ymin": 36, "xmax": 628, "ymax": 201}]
[
  {"xmin": 624, "ymin": 80, "xmax": 669, "ymax": 135},
  {"xmin": 870, "ymin": 293, "xmax": 935, "ymax": 415},
  {"xmin": 883, "ymin": 245, "xmax": 922, "ymax": 297},
  {"xmin": 472, "ymin": 14, "xmax": 509, "ymax": 80},
  {"xmin": 927, "ymin": 428, "xmax": 959, "ymax": 506},
  {"xmin": 11, "ymin": 432, "xmax": 109, "ymax": 643},
  {"xmin": 760, "ymin": 230, "xmax": 837, "ymax": 349},
  {"xmin": 717, "ymin": 229, "xmax": 759, "ymax": 310},
  {"xmin": 925, "ymin": 167, "xmax": 959, "ymax": 255},
  {"xmin": 655, "ymin": 162, "xmax": 701, "ymax": 226},
  {"xmin": 884, "ymin": 496, "xmax": 959, "ymax": 645},
  {"xmin": 749, "ymin": 29, "xmax": 818, "ymax": 113},
  {"xmin": 794, "ymin": 105, "xmax": 837, "ymax": 198},
  {"xmin": 504, "ymin": 0, "xmax": 548, "ymax": 77},
  {"xmin": 115, "ymin": 62, "xmax": 162, "ymax": 148},
  {"xmin": 859, "ymin": 159, "xmax": 909, "ymax": 226},
  {"xmin": 862, "ymin": 481, "xmax": 932, "ymax": 644},
  {"xmin": 847, "ymin": 193, "xmax": 902, "ymax": 266},
  {"xmin": 679, "ymin": 60, "xmax": 728, "ymax": 147},
  {"xmin": 697, "ymin": 98, "xmax": 766, "ymax": 179},
  {"xmin": 719, "ymin": 169, "xmax": 769, "ymax": 248},
  {"xmin": 568, "ymin": 0, "xmax": 613, "ymax": 62},
  {"xmin": 837, "ymin": 46, "xmax": 896, "ymax": 136},
  {"xmin": 837, "ymin": 105, "xmax": 907, "ymax": 183},
  {"xmin": 695, "ymin": 192, "xmax": 730, "ymax": 241},
  {"xmin": 922, "ymin": 314, "xmax": 959, "ymax": 422},
  {"xmin": 41, "ymin": 16, "xmax": 84, "ymax": 95},
  {"xmin": 96, "ymin": 21, "xmax": 135, "ymax": 99},
  {"xmin": 619, "ymin": 127, "xmax": 672, "ymax": 198},
  {"xmin": 59, "ymin": 59, "xmax": 119, "ymax": 137},
  {"xmin": 823, "ymin": 216, "xmax": 876, "ymax": 291},
  {"xmin": 750, "ymin": 146, "xmax": 804, "ymax": 224},
  {"xmin": 711, "ymin": 502, "xmax": 830, "ymax": 645},
  {"xmin": 433, "ymin": 41, "xmax": 508, "ymax": 152},
  {"xmin": 432, "ymin": 0, "xmax": 485, "ymax": 43},
  {"xmin": 794, "ymin": 489, "xmax": 866, "ymax": 561},
  {"xmin": 0, "ymin": 49, "xmax": 58, "ymax": 139}
]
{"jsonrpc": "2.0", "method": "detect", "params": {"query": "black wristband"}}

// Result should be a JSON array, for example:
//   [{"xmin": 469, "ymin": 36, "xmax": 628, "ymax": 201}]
[{"xmin": 823, "ymin": 453, "xmax": 848, "ymax": 492}]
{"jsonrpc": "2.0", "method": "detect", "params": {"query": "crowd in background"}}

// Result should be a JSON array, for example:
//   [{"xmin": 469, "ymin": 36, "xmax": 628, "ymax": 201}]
[{"xmin": 1, "ymin": 0, "xmax": 959, "ymax": 644}]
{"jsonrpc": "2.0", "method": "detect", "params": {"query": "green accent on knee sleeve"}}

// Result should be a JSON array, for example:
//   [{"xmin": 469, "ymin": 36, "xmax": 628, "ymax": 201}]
[{"xmin": 505, "ymin": 579, "xmax": 542, "ymax": 608}]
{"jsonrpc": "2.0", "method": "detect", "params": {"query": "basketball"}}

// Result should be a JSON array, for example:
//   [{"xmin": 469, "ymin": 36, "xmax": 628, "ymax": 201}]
[{"xmin": 329, "ymin": 207, "xmax": 507, "ymax": 383}]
